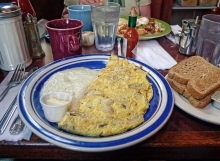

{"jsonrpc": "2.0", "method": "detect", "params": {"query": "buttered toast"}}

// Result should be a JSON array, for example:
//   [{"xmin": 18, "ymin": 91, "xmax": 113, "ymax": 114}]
[{"xmin": 167, "ymin": 56, "xmax": 220, "ymax": 108}]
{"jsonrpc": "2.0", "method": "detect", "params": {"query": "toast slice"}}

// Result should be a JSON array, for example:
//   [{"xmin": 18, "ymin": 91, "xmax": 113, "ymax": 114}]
[
  {"xmin": 168, "ymin": 56, "xmax": 217, "ymax": 85},
  {"xmin": 188, "ymin": 87, "xmax": 220, "ymax": 108},
  {"xmin": 167, "ymin": 76, "xmax": 220, "ymax": 108},
  {"xmin": 187, "ymin": 70, "xmax": 220, "ymax": 99},
  {"xmin": 188, "ymin": 89, "xmax": 220, "ymax": 108},
  {"xmin": 168, "ymin": 56, "xmax": 220, "ymax": 99},
  {"xmin": 166, "ymin": 77, "xmax": 186, "ymax": 94}
]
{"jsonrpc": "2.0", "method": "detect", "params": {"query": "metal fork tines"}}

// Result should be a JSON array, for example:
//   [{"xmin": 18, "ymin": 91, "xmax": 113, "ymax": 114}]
[{"xmin": 0, "ymin": 64, "xmax": 25, "ymax": 102}]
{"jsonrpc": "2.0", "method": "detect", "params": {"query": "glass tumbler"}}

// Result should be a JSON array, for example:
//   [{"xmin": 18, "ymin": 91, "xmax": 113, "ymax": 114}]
[
  {"xmin": 196, "ymin": 14, "xmax": 220, "ymax": 66},
  {"xmin": 91, "ymin": 2, "xmax": 120, "ymax": 51}
]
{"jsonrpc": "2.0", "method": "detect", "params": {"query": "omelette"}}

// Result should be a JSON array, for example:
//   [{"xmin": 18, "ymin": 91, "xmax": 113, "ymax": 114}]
[{"xmin": 58, "ymin": 55, "xmax": 153, "ymax": 137}]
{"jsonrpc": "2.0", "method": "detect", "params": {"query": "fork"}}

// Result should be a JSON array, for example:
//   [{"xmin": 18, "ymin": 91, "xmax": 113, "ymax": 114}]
[{"xmin": 0, "ymin": 64, "xmax": 25, "ymax": 102}]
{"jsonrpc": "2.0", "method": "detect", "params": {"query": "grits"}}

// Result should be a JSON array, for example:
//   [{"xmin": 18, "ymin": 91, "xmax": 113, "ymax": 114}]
[{"xmin": 41, "ymin": 67, "xmax": 99, "ymax": 111}]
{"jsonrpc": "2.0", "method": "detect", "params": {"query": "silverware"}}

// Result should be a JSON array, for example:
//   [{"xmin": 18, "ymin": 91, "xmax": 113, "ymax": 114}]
[
  {"xmin": 0, "ymin": 64, "xmax": 25, "ymax": 102},
  {"xmin": 9, "ymin": 67, "xmax": 38, "ymax": 135},
  {"xmin": 117, "ymin": 38, "xmax": 122, "ymax": 56},
  {"xmin": 0, "ymin": 96, "xmax": 17, "ymax": 134},
  {"xmin": 0, "ymin": 67, "xmax": 38, "ymax": 135},
  {"xmin": 9, "ymin": 114, "xmax": 25, "ymax": 135}
]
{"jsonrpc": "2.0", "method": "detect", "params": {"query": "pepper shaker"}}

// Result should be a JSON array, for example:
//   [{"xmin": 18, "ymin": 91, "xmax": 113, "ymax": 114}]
[{"xmin": 24, "ymin": 13, "xmax": 45, "ymax": 59}]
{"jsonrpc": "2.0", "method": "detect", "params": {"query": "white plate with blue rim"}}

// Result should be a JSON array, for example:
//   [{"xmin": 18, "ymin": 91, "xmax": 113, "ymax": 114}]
[{"xmin": 18, "ymin": 54, "xmax": 174, "ymax": 152}]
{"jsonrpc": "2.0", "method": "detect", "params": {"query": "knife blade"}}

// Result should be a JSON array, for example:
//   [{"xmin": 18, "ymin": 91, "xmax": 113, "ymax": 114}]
[
  {"xmin": 0, "ymin": 96, "xmax": 17, "ymax": 134},
  {"xmin": 0, "ymin": 67, "xmax": 38, "ymax": 134},
  {"xmin": 117, "ymin": 38, "xmax": 122, "ymax": 56}
]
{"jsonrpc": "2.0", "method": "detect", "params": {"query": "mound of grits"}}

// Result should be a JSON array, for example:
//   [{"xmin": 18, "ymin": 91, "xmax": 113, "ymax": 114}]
[
  {"xmin": 58, "ymin": 55, "xmax": 153, "ymax": 137},
  {"xmin": 41, "ymin": 67, "xmax": 99, "ymax": 111}
]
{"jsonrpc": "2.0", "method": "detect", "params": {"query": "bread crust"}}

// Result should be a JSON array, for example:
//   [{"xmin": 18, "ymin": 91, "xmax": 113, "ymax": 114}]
[
  {"xmin": 188, "ymin": 94, "xmax": 212, "ymax": 109},
  {"xmin": 166, "ymin": 77, "xmax": 186, "ymax": 94},
  {"xmin": 188, "ymin": 87, "xmax": 220, "ymax": 109}
]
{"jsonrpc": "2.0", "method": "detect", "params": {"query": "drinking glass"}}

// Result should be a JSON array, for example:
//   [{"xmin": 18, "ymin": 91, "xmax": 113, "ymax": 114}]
[
  {"xmin": 196, "ymin": 14, "xmax": 220, "ymax": 66},
  {"xmin": 91, "ymin": 2, "xmax": 120, "ymax": 51}
]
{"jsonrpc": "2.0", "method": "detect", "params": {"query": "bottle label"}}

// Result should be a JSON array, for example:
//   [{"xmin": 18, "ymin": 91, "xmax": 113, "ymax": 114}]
[
  {"xmin": 132, "ymin": 43, "xmax": 138, "ymax": 55},
  {"xmin": 123, "ymin": 38, "xmax": 127, "ymax": 57}
]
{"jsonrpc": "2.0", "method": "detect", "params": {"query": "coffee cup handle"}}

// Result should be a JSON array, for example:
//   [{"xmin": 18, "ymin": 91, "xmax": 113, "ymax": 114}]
[{"xmin": 67, "ymin": 34, "xmax": 80, "ymax": 53}]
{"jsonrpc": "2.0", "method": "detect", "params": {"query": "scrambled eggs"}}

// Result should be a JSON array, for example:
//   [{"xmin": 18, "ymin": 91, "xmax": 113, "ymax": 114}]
[{"xmin": 58, "ymin": 55, "xmax": 153, "ymax": 137}]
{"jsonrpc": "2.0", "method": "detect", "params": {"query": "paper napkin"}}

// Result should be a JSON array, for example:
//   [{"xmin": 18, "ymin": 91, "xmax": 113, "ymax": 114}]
[
  {"xmin": 136, "ymin": 40, "xmax": 177, "ymax": 70},
  {"xmin": 0, "ymin": 72, "xmax": 32, "ymax": 141},
  {"xmin": 165, "ymin": 25, "xmax": 182, "ymax": 43}
]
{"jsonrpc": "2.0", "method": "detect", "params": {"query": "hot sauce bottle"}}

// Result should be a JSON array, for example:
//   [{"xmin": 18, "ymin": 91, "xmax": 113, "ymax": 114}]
[
  {"xmin": 12, "ymin": 0, "xmax": 37, "ymax": 22},
  {"xmin": 123, "ymin": 7, "xmax": 139, "ymax": 58}
]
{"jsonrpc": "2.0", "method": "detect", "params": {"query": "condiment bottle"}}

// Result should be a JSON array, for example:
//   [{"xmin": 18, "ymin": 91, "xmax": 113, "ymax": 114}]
[
  {"xmin": 12, "ymin": 0, "xmax": 37, "ymax": 22},
  {"xmin": 123, "ymin": 7, "xmax": 139, "ymax": 58}
]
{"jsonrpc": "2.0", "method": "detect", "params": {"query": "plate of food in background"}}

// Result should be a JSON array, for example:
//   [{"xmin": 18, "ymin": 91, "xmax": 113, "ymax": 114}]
[
  {"xmin": 18, "ymin": 54, "xmax": 174, "ymax": 152},
  {"xmin": 117, "ymin": 15, "xmax": 171, "ymax": 40}
]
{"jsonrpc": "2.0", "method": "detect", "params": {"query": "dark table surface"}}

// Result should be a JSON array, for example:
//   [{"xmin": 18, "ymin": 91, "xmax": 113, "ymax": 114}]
[{"xmin": 1, "ymin": 37, "xmax": 220, "ymax": 160}]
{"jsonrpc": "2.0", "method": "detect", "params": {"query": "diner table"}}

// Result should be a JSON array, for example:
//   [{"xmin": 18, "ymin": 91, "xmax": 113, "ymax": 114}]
[{"xmin": 0, "ymin": 37, "xmax": 220, "ymax": 160}]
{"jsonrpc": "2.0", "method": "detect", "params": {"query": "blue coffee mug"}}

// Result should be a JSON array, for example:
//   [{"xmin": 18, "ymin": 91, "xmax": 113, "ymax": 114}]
[{"xmin": 67, "ymin": 5, "xmax": 92, "ymax": 31}]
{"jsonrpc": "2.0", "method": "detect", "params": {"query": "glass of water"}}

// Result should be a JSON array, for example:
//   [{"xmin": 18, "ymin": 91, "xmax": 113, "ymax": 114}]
[
  {"xmin": 91, "ymin": 2, "xmax": 120, "ymax": 51},
  {"xmin": 196, "ymin": 14, "xmax": 220, "ymax": 66}
]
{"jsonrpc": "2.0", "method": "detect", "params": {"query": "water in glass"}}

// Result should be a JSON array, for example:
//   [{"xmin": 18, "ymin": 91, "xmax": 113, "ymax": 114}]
[
  {"xmin": 91, "ymin": 2, "xmax": 120, "ymax": 51},
  {"xmin": 196, "ymin": 14, "xmax": 220, "ymax": 66}
]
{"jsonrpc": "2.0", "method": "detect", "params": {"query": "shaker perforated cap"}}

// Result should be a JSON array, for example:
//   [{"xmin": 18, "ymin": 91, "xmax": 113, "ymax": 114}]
[{"xmin": 0, "ymin": 4, "xmax": 21, "ymax": 19}]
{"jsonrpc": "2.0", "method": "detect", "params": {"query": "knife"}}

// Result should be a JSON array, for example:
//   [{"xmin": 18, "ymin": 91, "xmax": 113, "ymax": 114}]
[
  {"xmin": 0, "ymin": 96, "xmax": 17, "ymax": 134},
  {"xmin": 0, "ymin": 67, "xmax": 38, "ymax": 134},
  {"xmin": 117, "ymin": 38, "xmax": 122, "ymax": 56}
]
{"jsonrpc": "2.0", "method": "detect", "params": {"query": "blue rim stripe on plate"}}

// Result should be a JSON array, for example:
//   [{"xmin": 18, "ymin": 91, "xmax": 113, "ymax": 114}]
[{"xmin": 18, "ymin": 54, "xmax": 174, "ymax": 151}]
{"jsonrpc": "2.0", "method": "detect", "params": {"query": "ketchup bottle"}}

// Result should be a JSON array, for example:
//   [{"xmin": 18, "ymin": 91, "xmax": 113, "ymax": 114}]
[
  {"xmin": 123, "ymin": 7, "xmax": 139, "ymax": 58},
  {"xmin": 12, "ymin": 0, "xmax": 37, "ymax": 21}
]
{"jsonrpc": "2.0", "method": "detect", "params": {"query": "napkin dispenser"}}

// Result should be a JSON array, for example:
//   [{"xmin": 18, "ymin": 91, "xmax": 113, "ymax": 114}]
[{"xmin": 175, "ymin": 18, "xmax": 200, "ymax": 56}]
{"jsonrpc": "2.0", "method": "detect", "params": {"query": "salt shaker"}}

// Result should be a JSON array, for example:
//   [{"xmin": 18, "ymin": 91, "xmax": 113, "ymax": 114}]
[{"xmin": 24, "ymin": 13, "xmax": 45, "ymax": 59}]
